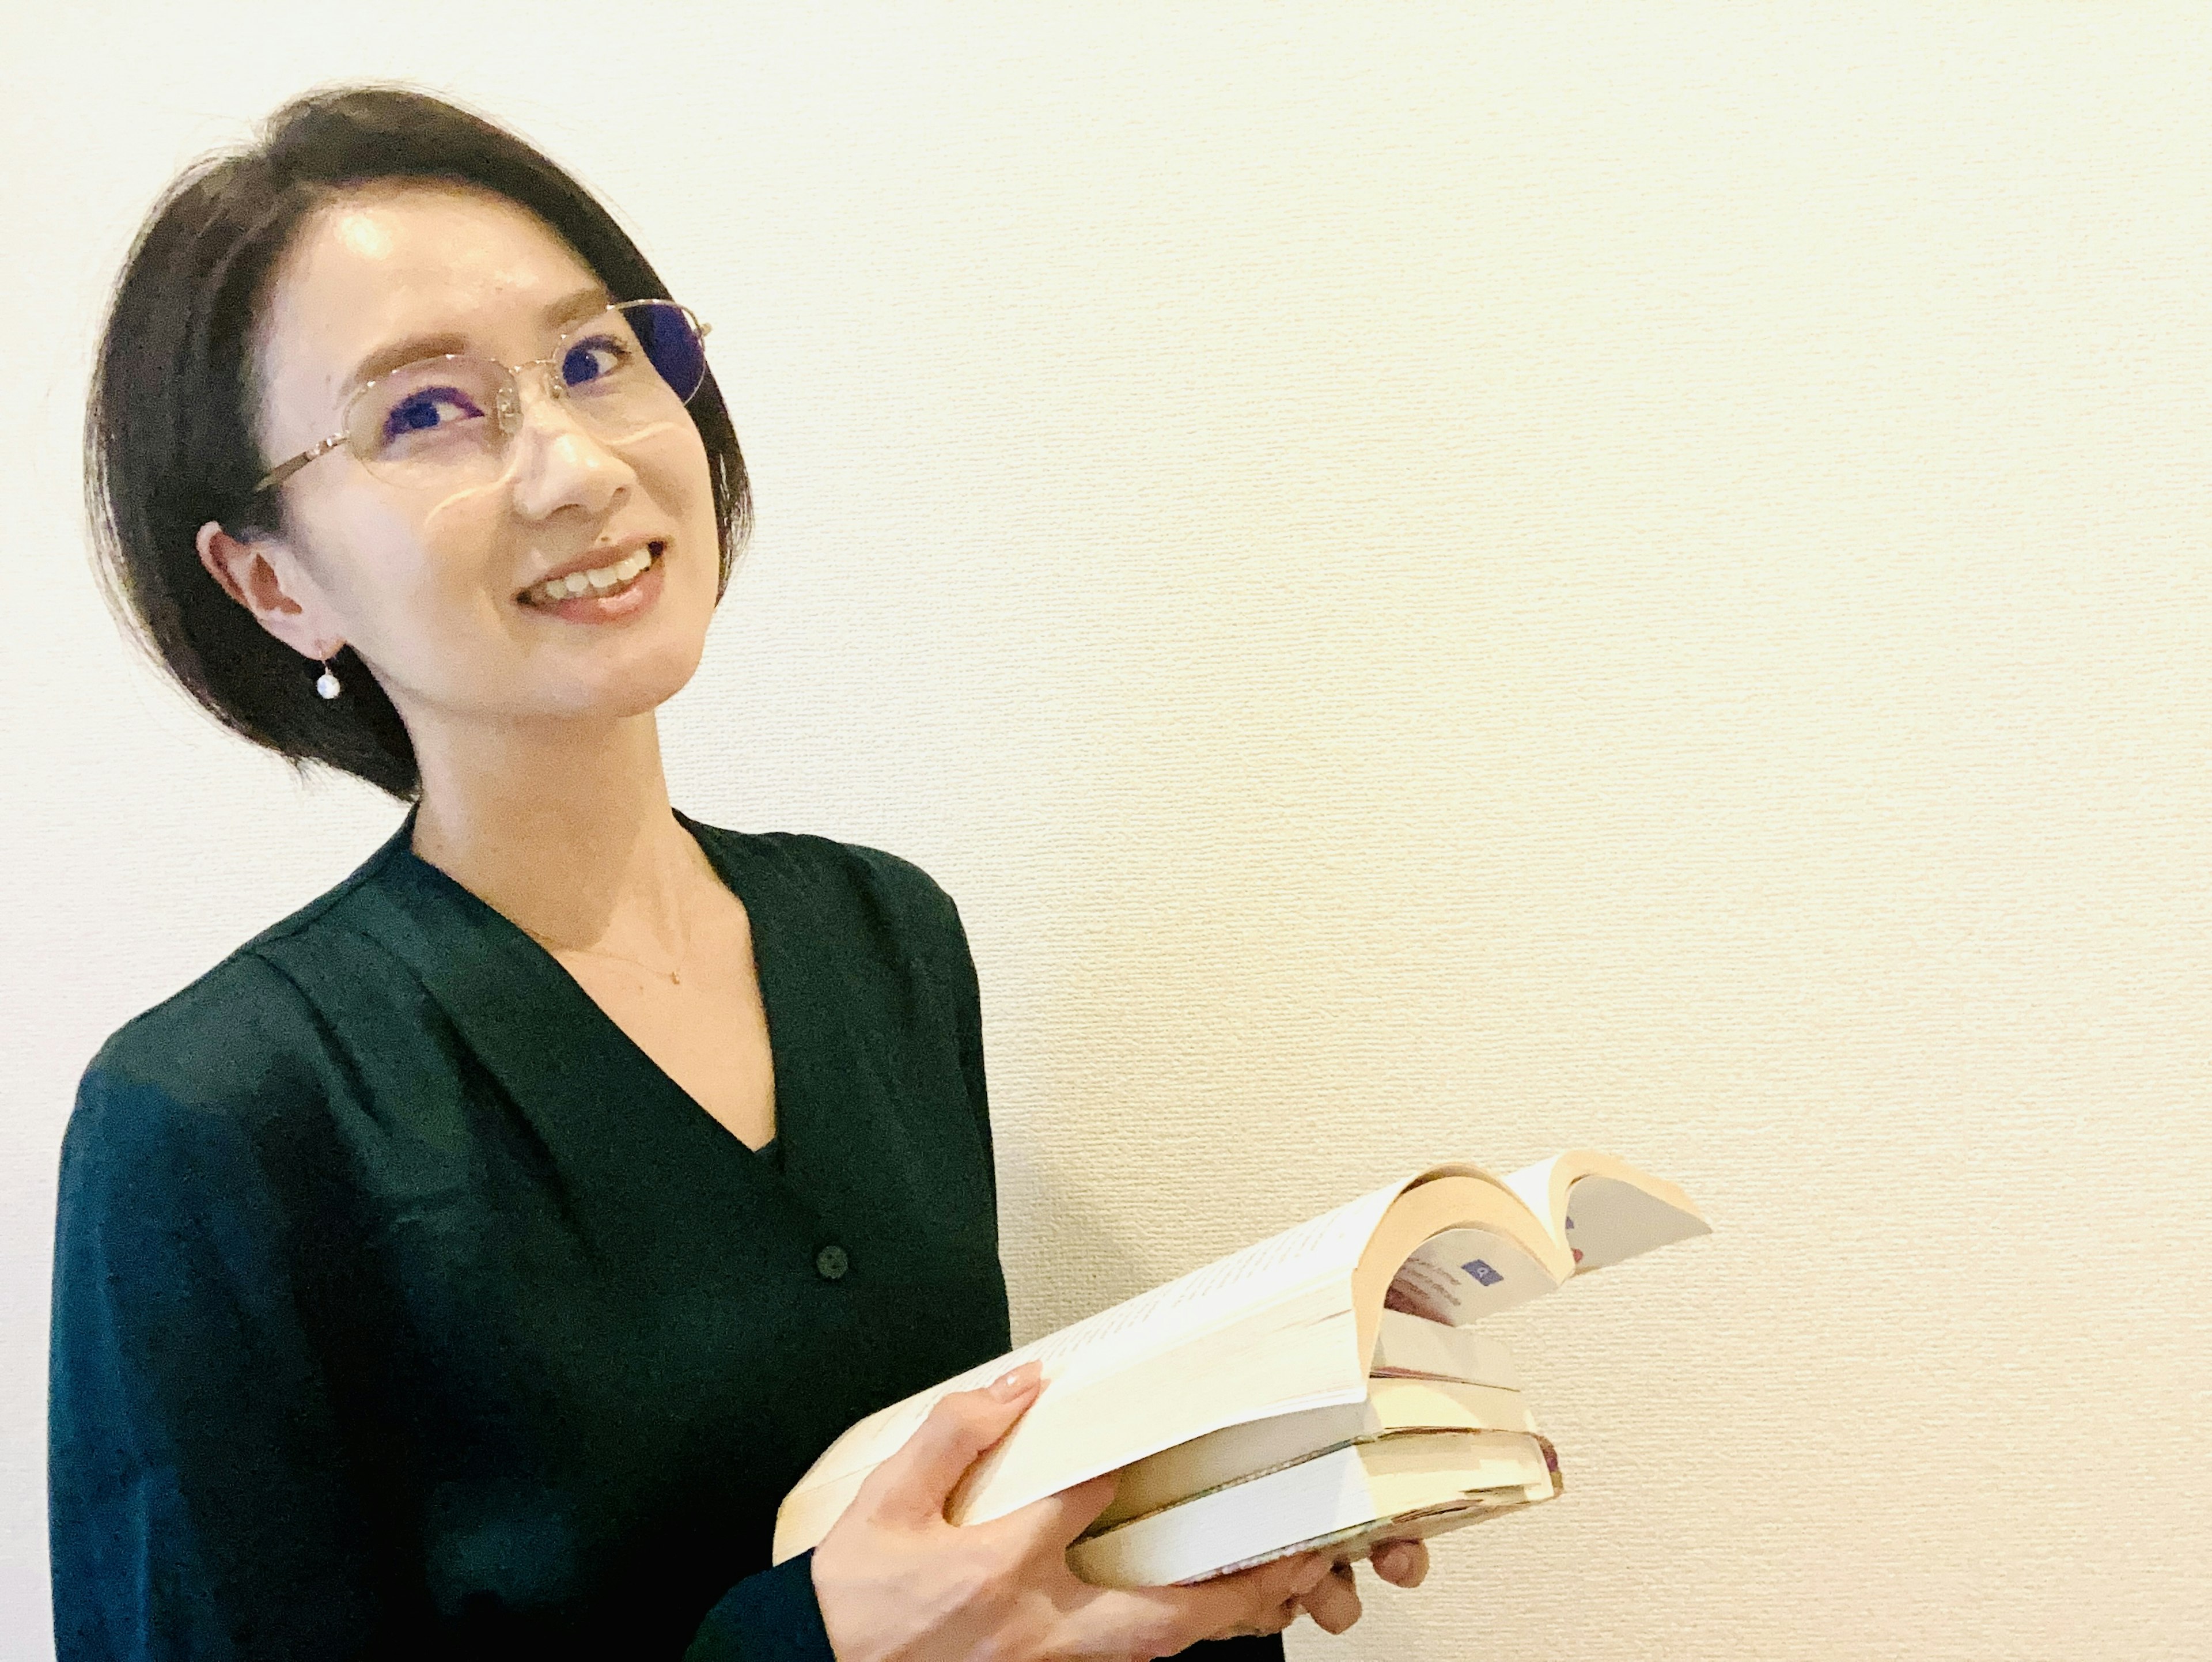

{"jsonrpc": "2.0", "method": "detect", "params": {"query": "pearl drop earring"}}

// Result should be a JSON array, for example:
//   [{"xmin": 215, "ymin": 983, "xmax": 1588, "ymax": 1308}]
[{"xmin": 315, "ymin": 658, "xmax": 342, "ymax": 700}]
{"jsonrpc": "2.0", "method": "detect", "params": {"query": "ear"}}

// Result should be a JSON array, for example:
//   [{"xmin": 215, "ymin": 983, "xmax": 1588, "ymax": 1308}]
[{"xmin": 195, "ymin": 520, "xmax": 346, "ymax": 662}]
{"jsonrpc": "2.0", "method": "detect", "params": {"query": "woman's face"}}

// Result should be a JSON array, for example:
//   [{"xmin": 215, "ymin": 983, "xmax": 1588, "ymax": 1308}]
[{"xmin": 243, "ymin": 182, "xmax": 722, "ymax": 738}]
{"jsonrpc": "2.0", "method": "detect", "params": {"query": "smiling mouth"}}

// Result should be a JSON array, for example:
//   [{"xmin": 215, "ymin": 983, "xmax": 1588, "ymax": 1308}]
[{"xmin": 518, "ymin": 541, "xmax": 666, "ymax": 607}]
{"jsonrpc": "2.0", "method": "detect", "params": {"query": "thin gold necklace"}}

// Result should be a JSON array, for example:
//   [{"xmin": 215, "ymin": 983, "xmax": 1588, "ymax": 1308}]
[{"xmin": 521, "ymin": 910, "xmax": 694, "ymax": 986}]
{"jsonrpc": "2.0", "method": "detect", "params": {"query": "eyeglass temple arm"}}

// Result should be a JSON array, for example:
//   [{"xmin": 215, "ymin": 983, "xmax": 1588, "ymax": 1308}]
[{"xmin": 253, "ymin": 434, "xmax": 347, "ymax": 497}]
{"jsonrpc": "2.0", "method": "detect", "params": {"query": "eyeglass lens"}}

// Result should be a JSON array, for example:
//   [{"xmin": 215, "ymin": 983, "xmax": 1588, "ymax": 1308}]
[{"xmin": 342, "ymin": 301, "xmax": 707, "ymax": 486}]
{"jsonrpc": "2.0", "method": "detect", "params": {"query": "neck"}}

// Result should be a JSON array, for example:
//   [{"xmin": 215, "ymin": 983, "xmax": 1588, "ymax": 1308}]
[{"xmin": 407, "ymin": 707, "xmax": 711, "ymax": 953}]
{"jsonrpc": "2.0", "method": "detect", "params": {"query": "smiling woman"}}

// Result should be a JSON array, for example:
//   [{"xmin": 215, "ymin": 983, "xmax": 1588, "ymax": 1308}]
[
  {"xmin": 51, "ymin": 85, "xmax": 1384, "ymax": 1662},
  {"xmin": 84, "ymin": 91, "xmax": 747, "ymax": 799}
]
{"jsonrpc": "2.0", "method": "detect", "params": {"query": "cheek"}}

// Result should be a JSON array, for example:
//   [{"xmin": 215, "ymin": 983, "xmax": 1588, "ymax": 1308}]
[
  {"xmin": 297, "ymin": 483, "xmax": 509, "ymax": 668},
  {"xmin": 628, "ymin": 418, "xmax": 718, "ymax": 524},
  {"xmin": 287, "ymin": 487, "xmax": 431, "ymax": 618},
  {"xmin": 418, "ymin": 476, "xmax": 518, "ymax": 573},
  {"xmin": 632, "ymin": 427, "xmax": 724, "ymax": 584}
]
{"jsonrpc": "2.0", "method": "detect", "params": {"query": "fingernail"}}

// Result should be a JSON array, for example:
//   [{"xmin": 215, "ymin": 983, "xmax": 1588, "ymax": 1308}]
[{"xmin": 989, "ymin": 1360, "xmax": 1041, "ymax": 1399}]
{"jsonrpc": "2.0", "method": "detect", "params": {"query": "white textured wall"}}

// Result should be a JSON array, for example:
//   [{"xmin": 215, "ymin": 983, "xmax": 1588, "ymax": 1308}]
[{"xmin": 5, "ymin": 6, "xmax": 2208, "ymax": 1658}]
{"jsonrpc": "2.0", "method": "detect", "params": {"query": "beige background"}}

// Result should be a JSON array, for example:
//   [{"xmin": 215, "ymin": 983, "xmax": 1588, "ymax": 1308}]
[{"xmin": 4, "ymin": 4, "xmax": 2208, "ymax": 1657}]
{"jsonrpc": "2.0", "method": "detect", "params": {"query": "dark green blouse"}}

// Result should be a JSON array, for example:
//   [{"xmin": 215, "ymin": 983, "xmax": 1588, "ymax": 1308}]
[{"xmin": 48, "ymin": 810, "xmax": 1281, "ymax": 1662}]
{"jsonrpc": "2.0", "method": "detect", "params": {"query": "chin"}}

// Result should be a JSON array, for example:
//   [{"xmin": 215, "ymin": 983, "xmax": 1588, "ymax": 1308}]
[{"xmin": 577, "ymin": 633, "xmax": 709, "ymax": 717}]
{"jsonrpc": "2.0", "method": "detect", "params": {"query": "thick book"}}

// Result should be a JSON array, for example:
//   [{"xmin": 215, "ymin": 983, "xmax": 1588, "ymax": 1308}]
[
  {"xmin": 1092, "ymin": 1366, "xmax": 1538, "ymax": 1531},
  {"xmin": 1067, "ymin": 1430, "xmax": 1563, "ymax": 1589},
  {"xmin": 770, "ymin": 1150, "xmax": 1706, "ymax": 1568},
  {"xmin": 1071, "ymin": 1309, "xmax": 1543, "ymax": 1584}
]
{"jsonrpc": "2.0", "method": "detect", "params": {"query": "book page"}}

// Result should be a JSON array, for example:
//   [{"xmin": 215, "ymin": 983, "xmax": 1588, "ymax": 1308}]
[
  {"xmin": 1097, "ymin": 1374, "xmax": 1539, "ymax": 1528},
  {"xmin": 787, "ymin": 1175, "xmax": 1417, "ymax": 1494},
  {"xmin": 1067, "ymin": 1431, "xmax": 1559, "ymax": 1587},
  {"xmin": 777, "ymin": 1289, "xmax": 1365, "ymax": 1559},
  {"xmin": 1368, "ymin": 1308, "xmax": 1524, "ymax": 1388},
  {"xmin": 1500, "ymin": 1154, "xmax": 1571, "ymax": 1247},
  {"xmin": 1502, "ymin": 1151, "xmax": 1710, "ymax": 1271},
  {"xmin": 1387, "ymin": 1226, "xmax": 1568, "ymax": 1322},
  {"xmin": 1558, "ymin": 1174, "xmax": 1711, "ymax": 1271},
  {"xmin": 1187, "ymin": 1491, "xmax": 1549, "ymax": 1584}
]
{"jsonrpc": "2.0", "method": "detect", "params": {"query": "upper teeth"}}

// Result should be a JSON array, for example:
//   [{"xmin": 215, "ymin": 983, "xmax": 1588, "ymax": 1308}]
[{"xmin": 528, "ymin": 546, "xmax": 654, "ymax": 604}]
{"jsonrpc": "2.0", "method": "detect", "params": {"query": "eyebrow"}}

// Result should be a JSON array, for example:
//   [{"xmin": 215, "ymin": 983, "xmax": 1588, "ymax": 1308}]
[{"xmin": 340, "ymin": 284, "xmax": 614, "ymax": 392}]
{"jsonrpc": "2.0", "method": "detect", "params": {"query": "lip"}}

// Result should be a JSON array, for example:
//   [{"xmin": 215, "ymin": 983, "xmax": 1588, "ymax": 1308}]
[
  {"xmin": 516, "ymin": 535, "xmax": 666, "ymax": 603},
  {"xmin": 521, "ymin": 542, "xmax": 668, "ymax": 626}
]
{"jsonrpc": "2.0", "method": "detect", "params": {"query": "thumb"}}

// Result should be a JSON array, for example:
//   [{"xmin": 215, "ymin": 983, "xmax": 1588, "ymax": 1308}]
[
  {"xmin": 858, "ymin": 1361, "xmax": 1045, "ymax": 1528},
  {"xmin": 1002, "ymin": 1469, "xmax": 1122, "ymax": 1553}
]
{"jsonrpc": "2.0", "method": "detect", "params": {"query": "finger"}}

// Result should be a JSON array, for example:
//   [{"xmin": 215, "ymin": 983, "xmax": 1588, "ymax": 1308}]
[
  {"xmin": 1203, "ymin": 1593, "xmax": 1306, "ymax": 1643},
  {"xmin": 1002, "ymin": 1470, "xmax": 1121, "ymax": 1551},
  {"xmin": 1205, "ymin": 1550, "xmax": 1334, "ymax": 1610},
  {"xmin": 1080, "ymin": 1551, "xmax": 1331, "ymax": 1657},
  {"xmin": 1300, "ymin": 1562, "xmax": 1362, "ymax": 1636},
  {"xmin": 855, "ymin": 1362, "xmax": 1043, "ymax": 1527},
  {"xmin": 1372, "ymin": 1538, "xmax": 1430, "ymax": 1588},
  {"xmin": 1176, "ymin": 1551, "xmax": 1335, "ymax": 1640}
]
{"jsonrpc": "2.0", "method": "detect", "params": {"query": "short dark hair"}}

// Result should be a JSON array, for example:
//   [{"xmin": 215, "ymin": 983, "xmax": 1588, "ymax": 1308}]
[{"xmin": 85, "ymin": 85, "xmax": 751, "ymax": 800}]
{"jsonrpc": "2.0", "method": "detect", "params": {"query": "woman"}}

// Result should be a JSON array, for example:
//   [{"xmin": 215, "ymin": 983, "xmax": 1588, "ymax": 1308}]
[{"xmin": 51, "ymin": 86, "xmax": 1427, "ymax": 1660}]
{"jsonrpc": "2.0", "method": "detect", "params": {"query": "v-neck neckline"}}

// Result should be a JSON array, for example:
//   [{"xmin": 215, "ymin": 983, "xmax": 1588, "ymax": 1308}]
[
  {"xmin": 366, "ymin": 805, "xmax": 795, "ymax": 1172},
  {"xmin": 672, "ymin": 805, "xmax": 787, "ymax": 1161}
]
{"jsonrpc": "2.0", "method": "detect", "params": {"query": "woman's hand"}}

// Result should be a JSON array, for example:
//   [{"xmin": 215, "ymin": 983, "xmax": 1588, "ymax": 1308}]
[
  {"xmin": 1293, "ymin": 1538, "xmax": 1430, "ymax": 1636},
  {"xmin": 812, "ymin": 1361, "xmax": 1334, "ymax": 1661}
]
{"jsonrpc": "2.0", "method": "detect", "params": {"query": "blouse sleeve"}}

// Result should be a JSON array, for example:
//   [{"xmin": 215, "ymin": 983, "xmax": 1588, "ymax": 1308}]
[
  {"xmin": 49, "ymin": 1063, "xmax": 385, "ymax": 1660},
  {"xmin": 942, "ymin": 890, "xmax": 996, "ymax": 1205},
  {"xmin": 52, "ymin": 1057, "xmax": 847, "ymax": 1662},
  {"xmin": 681, "ymin": 1557, "xmax": 834, "ymax": 1661}
]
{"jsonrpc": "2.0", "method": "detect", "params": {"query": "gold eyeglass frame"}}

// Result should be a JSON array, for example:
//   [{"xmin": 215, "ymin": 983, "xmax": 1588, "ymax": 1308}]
[{"xmin": 252, "ymin": 299, "xmax": 713, "ymax": 497}]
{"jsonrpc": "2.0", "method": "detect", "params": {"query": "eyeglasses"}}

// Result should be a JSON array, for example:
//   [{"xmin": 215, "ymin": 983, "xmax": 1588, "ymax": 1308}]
[{"xmin": 253, "ymin": 298, "xmax": 713, "ymax": 497}]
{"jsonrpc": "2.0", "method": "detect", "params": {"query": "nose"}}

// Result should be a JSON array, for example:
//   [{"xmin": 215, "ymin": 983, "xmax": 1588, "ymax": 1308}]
[{"xmin": 502, "ymin": 364, "xmax": 636, "ymax": 524}]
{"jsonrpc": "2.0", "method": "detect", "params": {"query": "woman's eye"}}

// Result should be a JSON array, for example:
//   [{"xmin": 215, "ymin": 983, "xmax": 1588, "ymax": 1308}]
[
  {"xmin": 562, "ymin": 335, "xmax": 632, "ymax": 387},
  {"xmin": 381, "ymin": 387, "xmax": 484, "ymax": 442}
]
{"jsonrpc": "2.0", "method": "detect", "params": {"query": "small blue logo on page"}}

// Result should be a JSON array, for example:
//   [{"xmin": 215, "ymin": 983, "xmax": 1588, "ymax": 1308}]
[{"xmin": 1463, "ymin": 1259, "xmax": 1503, "ymax": 1287}]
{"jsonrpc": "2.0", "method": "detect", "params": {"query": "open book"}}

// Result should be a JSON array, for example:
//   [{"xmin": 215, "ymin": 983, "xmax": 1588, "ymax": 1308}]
[{"xmin": 771, "ymin": 1150, "xmax": 1708, "ymax": 1569}]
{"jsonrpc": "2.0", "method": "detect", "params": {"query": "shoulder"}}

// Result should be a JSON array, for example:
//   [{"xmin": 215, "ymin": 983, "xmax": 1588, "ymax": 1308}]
[
  {"xmin": 71, "ymin": 834, "xmax": 405, "ymax": 1154},
  {"xmin": 60, "ymin": 954, "xmax": 331, "ymax": 1263},
  {"xmin": 69, "ymin": 953, "xmax": 330, "ymax": 1195}
]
